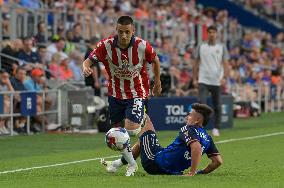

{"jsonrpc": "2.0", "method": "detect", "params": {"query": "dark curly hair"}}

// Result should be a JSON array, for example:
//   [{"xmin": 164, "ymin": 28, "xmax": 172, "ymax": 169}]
[{"xmin": 191, "ymin": 103, "xmax": 213, "ymax": 127}]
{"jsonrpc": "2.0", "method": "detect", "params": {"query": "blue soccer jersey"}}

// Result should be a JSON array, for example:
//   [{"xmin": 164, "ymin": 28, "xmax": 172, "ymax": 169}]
[{"xmin": 154, "ymin": 125, "xmax": 219, "ymax": 175}]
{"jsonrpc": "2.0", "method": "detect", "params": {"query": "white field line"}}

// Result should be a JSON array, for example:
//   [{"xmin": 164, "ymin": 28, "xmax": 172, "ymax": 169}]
[
  {"xmin": 0, "ymin": 155, "xmax": 120, "ymax": 175},
  {"xmin": 0, "ymin": 131, "xmax": 283, "ymax": 175},
  {"xmin": 215, "ymin": 132, "xmax": 284, "ymax": 144}
]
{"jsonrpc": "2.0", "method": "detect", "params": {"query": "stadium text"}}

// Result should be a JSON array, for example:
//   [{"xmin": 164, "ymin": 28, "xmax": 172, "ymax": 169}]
[{"xmin": 165, "ymin": 105, "xmax": 187, "ymax": 124}]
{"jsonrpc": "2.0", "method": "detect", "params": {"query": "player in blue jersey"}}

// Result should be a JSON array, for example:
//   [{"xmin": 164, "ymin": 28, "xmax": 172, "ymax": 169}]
[{"xmin": 101, "ymin": 103, "xmax": 223, "ymax": 176}]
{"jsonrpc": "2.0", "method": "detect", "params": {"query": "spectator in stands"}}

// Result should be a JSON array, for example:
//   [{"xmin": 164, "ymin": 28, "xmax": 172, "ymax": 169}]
[
  {"xmin": 48, "ymin": 53, "xmax": 61, "ymax": 79},
  {"xmin": 1, "ymin": 13, "xmax": 10, "ymax": 40},
  {"xmin": 10, "ymin": 67, "xmax": 27, "ymax": 92},
  {"xmin": 24, "ymin": 68, "xmax": 44, "ymax": 91},
  {"xmin": 270, "ymin": 68, "xmax": 282, "ymax": 100},
  {"xmin": 34, "ymin": 21, "xmax": 47, "ymax": 43},
  {"xmin": 0, "ymin": 70, "xmax": 14, "ymax": 135},
  {"xmin": 9, "ymin": 67, "xmax": 27, "ymax": 133},
  {"xmin": 45, "ymin": 37, "xmax": 66, "ymax": 62},
  {"xmin": 64, "ymin": 30, "xmax": 76, "ymax": 55},
  {"xmin": 24, "ymin": 68, "xmax": 52, "ymax": 132},
  {"xmin": 75, "ymin": 0, "xmax": 86, "ymax": 10},
  {"xmin": 66, "ymin": 2, "xmax": 75, "ymax": 29},
  {"xmin": 120, "ymin": 0, "xmax": 133, "ymax": 14},
  {"xmin": 57, "ymin": 26, "xmax": 66, "ymax": 39},
  {"xmin": 84, "ymin": 36, "xmax": 101, "ymax": 96},
  {"xmin": 69, "ymin": 50, "xmax": 84, "ymax": 81},
  {"xmin": 176, "ymin": 68, "xmax": 193, "ymax": 97},
  {"xmin": 58, "ymin": 53, "xmax": 73, "ymax": 81},
  {"xmin": 54, "ymin": 0, "xmax": 67, "ymax": 11},
  {"xmin": 168, "ymin": 66, "xmax": 180, "ymax": 94},
  {"xmin": 134, "ymin": 3, "xmax": 149, "ymax": 20},
  {"xmin": 1, "ymin": 39, "xmax": 23, "ymax": 75},
  {"xmin": 72, "ymin": 23, "xmax": 84, "ymax": 43},
  {"xmin": 38, "ymin": 45, "xmax": 47, "ymax": 65},
  {"xmin": 17, "ymin": 37, "xmax": 40, "ymax": 64}
]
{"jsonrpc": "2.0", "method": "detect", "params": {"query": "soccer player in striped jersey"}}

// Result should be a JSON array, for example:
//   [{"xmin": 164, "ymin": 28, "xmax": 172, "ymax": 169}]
[{"xmin": 82, "ymin": 16, "xmax": 162, "ymax": 176}]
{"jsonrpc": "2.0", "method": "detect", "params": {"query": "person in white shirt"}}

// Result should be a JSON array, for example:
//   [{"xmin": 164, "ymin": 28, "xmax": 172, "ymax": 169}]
[
  {"xmin": 45, "ymin": 37, "xmax": 66, "ymax": 63},
  {"xmin": 193, "ymin": 25, "xmax": 229, "ymax": 136}
]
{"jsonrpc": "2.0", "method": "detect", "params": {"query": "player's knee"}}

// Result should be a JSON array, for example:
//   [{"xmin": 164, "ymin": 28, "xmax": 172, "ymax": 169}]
[{"xmin": 216, "ymin": 157, "xmax": 223, "ymax": 166}]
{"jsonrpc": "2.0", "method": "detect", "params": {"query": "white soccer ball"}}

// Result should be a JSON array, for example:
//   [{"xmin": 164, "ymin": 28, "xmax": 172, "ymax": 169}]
[{"xmin": 105, "ymin": 127, "xmax": 130, "ymax": 151}]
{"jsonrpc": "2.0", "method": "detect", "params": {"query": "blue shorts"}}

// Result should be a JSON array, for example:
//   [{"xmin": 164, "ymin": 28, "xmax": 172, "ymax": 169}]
[
  {"xmin": 139, "ymin": 130, "xmax": 168, "ymax": 175},
  {"xmin": 108, "ymin": 96, "xmax": 146, "ymax": 126}
]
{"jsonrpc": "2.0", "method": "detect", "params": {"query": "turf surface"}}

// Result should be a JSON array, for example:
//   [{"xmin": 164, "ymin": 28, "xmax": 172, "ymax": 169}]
[{"xmin": 0, "ymin": 112, "xmax": 283, "ymax": 188}]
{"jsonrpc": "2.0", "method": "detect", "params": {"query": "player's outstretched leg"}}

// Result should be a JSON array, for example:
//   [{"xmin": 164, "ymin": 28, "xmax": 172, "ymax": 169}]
[
  {"xmin": 100, "ymin": 115, "xmax": 147, "ymax": 175},
  {"xmin": 101, "ymin": 115, "xmax": 152, "ymax": 176}
]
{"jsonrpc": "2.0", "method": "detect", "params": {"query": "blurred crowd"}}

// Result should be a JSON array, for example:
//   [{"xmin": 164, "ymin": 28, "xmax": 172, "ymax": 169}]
[
  {"xmin": 1, "ymin": 0, "xmax": 284, "ymax": 135},
  {"xmin": 234, "ymin": 0, "xmax": 284, "ymax": 25}
]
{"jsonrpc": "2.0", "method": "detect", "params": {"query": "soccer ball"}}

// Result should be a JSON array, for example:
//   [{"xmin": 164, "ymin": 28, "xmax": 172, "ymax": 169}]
[{"xmin": 105, "ymin": 127, "xmax": 130, "ymax": 151}]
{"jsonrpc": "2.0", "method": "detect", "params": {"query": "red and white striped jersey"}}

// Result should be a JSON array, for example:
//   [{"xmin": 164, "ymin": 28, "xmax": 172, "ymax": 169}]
[{"xmin": 88, "ymin": 35, "xmax": 157, "ymax": 100}]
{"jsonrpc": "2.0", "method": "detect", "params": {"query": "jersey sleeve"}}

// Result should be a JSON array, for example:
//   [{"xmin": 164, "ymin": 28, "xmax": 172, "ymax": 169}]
[
  {"xmin": 88, "ymin": 40, "xmax": 107, "ymax": 65},
  {"xmin": 145, "ymin": 41, "xmax": 157, "ymax": 63},
  {"xmin": 206, "ymin": 137, "xmax": 220, "ymax": 158},
  {"xmin": 179, "ymin": 127, "xmax": 200, "ymax": 146}
]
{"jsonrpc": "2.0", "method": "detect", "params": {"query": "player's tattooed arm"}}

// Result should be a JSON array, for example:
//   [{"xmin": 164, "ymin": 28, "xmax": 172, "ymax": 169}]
[{"xmin": 200, "ymin": 155, "xmax": 223, "ymax": 174}]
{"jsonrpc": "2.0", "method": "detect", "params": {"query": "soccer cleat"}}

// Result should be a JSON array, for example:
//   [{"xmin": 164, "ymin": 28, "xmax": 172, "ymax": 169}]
[
  {"xmin": 100, "ymin": 159, "xmax": 119, "ymax": 173},
  {"xmin": 125, "ymin": 163, "xmax": 138, "ymax": 176}
]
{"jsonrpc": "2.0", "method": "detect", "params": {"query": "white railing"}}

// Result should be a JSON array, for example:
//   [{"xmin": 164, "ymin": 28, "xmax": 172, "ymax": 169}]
[
  {"xmin": 0, "ymin": 89, "xmax": 61, "ymax": 135},
  {"xmin": 229, "ymin": 83, "xmax": 283, "ymax": 113}
]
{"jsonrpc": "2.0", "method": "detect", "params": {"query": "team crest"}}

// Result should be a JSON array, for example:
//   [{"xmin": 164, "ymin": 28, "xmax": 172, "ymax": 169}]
[{"xmin": 122, "ymin": 59, "xmax": 129, "ymax": 69}]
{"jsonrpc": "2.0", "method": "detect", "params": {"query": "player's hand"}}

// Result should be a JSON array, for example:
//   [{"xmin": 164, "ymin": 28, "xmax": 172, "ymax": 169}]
[
  {"xmin": 82, "ymin": 65, "xmax": 93, "ymax": 77},
  {"xmin": 152, "ymin": 80, "xmax": 162, "ymax": 96},
  {"xmin": 188, "ymin": 171, "xmax": 195, "ymax": 176},
  {"xmin": 183, "ymin": 171, "xmax": 195, "ymax": 177}
]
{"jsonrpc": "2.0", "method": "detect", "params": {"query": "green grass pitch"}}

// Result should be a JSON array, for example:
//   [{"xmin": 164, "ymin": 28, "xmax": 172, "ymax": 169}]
[{"xmin": 0, "ymin": 112, "xmax": 283, "ymax": 188}]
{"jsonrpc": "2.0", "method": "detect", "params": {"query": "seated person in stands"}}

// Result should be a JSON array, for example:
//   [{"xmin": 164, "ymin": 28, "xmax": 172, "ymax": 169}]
[
  {"xmin": 58, "ymin": 53, "xmax": 74, "ymax": 81},
  {"xmin": 24, "ymin": 68, "xmax": 52, "ymax": 132},
  {"xmin": 0, "ymin": 70, "xmax": 15, "ymax": 135},
  {"xmin": 17, "ymin": 37, "xmax": 40, "ymax": 64},
  {"xmin": 9, "ymin": 67, "xmax": 27, "ymax": 133},
  {"xmin": 1, "ymin": 39, "xmax": 23, "ymax": 75}
]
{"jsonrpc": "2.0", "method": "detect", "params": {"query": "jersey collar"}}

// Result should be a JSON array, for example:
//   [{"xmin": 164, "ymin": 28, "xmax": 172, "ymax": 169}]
[{"xmin": 112, "ymin": 35, "xmax": 135, "ymax": 49}]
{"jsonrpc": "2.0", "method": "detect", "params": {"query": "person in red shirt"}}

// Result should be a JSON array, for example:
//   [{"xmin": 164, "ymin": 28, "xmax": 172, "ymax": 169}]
[{"xmin": 82, "ymin": 16, "xmax": 161, "ymax": 176}]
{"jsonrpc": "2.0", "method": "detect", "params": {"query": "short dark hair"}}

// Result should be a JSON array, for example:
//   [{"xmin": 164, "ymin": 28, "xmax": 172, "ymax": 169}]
[
  {"xmin": 207, "ymin": 25, "xmax": 217, "ymax": 32},
  {"xmin": 22, "ymin": 36, "xmax": 32, "ymax": 42},
  {"xmin": 16, "ymin": 66, "xmax": 26, "ymax": 74},
  {"xmin": 37, "ymin": 44, "xmax": 46, "ymax": 49},
  {"xmin": 73, "ymin": 23, "xmax": 81, "ymax": 29},
  {"xmin": 37, "ymin": 21, "xmax": 45, "ymax": 30},
  {"xmin": 191, "ymin": 103, "xmax": 213, "ymax": 127},
  {"xmin": 117, "ymin": 16, "xmax": 134, "ymax": 25}
]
